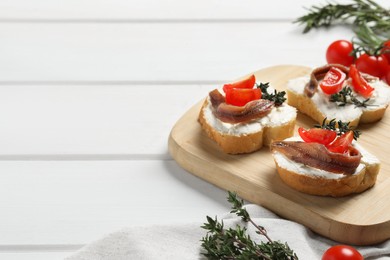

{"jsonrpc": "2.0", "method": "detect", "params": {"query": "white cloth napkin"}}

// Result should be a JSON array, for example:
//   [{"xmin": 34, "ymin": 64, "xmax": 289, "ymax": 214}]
[{"xmin": 65, "ymin": 204, "xmax": 390, "ymax": 260}]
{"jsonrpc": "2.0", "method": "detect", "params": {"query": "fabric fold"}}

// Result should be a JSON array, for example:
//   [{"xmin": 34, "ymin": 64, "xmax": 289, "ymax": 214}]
[{"xmin": 65, "ymin": 204, "xmax": 390, "ymax": 260}]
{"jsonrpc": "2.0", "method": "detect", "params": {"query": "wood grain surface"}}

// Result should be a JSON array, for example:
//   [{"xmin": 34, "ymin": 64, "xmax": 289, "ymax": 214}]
[{"xmin": 168, "ymin": 65, "xmax": 390, "ymax": 246}]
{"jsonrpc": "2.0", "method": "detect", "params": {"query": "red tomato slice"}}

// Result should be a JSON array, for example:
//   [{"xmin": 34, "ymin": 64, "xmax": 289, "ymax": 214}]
[
  {"xmin": 320, "ymin": 67, "xmax": 346, "ymax": 95},
  {"xmin": 349, "ymin": 64, "xmax": 375, "ymax": 98},
  {"xmin": 326, "ymin": 131, "xmax": 354, "ymax": 154},
  {"xmin": 298, "ymin": 127, "xmax": 337, "ymax": 145},
  {"xmin": 223, "ymin": 74, "xmax": 256, "ymax": 93},
  {"xmin": 225, "ymin": 88, "xmax": 261, "ymax": 106}
]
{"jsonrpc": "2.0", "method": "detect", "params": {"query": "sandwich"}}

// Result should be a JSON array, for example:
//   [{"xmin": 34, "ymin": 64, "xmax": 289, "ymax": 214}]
[
  {"xmin": 271, "ymin": 119, "xmax": 380, "ymax": 197},
  {"xmin": 287, "ymin": 64, "xmax": 390, "ymax": 127},
  {"xmin": 199, "ymin": 74, "xmax": 297, "ymax": 154}
]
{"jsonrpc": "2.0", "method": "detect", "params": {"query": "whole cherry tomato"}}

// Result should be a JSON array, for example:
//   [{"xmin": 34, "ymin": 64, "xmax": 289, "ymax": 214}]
[
  {"xmin": 225, "ymin": 88, "xmax": 261, "ymax": 106},
  {"xmin": 349, "ymin": 64, "xmax": 374, "ymax": 98},
  {"xmin": 326, "ymin": 40, "xmax": 355, "ymax": 66},
  {"xmin": 322, "ymin": 245, "xmax": 363, "ymax": 260},
  {"xmin": 381, "ymin": 40, "xmax": 390, "ymax": 63},
  {"xmin": 326, "ymin": 131, "xmax": 354, "ymax": 154},
  {"xmin": 355, "ymin": 53, "xmax": 388, "ymax": 78},
  {"xmin": 223, "ymin": 74, "xmax": 256, "ymax": 93},
  {"xmin": 320, "ymin": 67, "xmax": 346, "ymax": 95},
  {"xmin": 298, "ymin": 127, "xmax": 337, "ymax": 145},
  {"xmin": 385, "ymin": 66, "xmax": 390, "ymax": 85}
]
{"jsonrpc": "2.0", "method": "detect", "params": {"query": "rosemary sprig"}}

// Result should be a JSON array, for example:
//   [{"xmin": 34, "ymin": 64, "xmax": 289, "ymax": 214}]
[
  {"xmin": 329, "ymin": 87, "xmax": 371, "ymax": 108},
  {"xmin": 256, "ymin": 82, "xmax": 287, "ymax": 106},
  {"xmin": 294, "ymin": 0, "xmax": 390, "ymax": 50},
  {"xmin": 353, "ymin": 23, "xmax": 386, "ymax": 55},
  {"xmin": 201, "ymin": 191, "xmax": 298, "ymax": 260},
  {"xmin": 315, "ymin": 118, "xmax": 361, "ymax": 140}
]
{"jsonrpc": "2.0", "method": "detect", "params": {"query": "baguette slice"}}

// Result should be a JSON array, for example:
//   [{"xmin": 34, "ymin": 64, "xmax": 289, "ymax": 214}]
[
  {"xmin": 287, "ymin": 76, "xmax": 390, "ymax": 127},
  {"xmin": 198, "ymin": 96, "xmax": 296, "ymax": 154},
  {"xmin": 271, "ymin": 138, "xmax": 380, "ymax": 197}
]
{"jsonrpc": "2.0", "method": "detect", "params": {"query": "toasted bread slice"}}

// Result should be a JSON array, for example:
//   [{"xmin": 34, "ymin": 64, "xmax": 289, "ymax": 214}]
[{"xmin": 198, "ymin": 97, "xmax": 296, "ymax": 154}]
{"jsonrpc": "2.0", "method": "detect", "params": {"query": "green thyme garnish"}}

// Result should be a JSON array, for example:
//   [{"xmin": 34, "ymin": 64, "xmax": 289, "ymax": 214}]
[
  {"xmin": 315, "ymin": 118, "xmax": 361, "ymax": 140},
  {"xmin": 256, "ymin": 82, "xmax": 287, "ymax": 106},
  {"xmin": 330, "ymin": 87, "xmax": 372, "ymax": 108},
  {"xmin": 201, "ymin": 191, "xmax": 298, "ymax": 260}
]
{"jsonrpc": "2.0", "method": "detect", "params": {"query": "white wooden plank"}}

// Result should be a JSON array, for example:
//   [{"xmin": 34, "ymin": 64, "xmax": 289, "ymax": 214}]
[
  {"xmin": 0, "ymin": 84, "xmax": 212, "ymax": 156},
  {"xmin": 0, "ymin": 160, "xmax": 230, "ymax": 245},
  {"xmin": 0, "ymin": 22, "xmax": 355, "ymax": 82},
  {"xmin": 1, "ymin": 0, "xmax": 388, "ymax": 20},
  {"xmin": 0, "ymin": 0, "xmax": 332, "ymax": 20},
  {"xmin": 0, "ymin": 252, "xmax": 73, "ymax": 260}
]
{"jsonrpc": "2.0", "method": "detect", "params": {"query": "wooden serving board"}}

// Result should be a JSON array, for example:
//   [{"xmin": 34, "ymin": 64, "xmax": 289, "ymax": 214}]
[{"xmin": 168, "ymin": 65, "xmax": 390, "ymax": 246}]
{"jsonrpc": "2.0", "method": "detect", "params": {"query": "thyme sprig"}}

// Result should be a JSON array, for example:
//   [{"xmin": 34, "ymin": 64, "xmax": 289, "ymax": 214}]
[
  {"xmin": 315, "ymin": 118, "xmax": 361, "ymax": 140},
  {"xmin": 329, "ymin": 87, "xmax": 372, "ymax": 108},
  {"xmin": 294, "ymin": 0, "xmax": 390, "ymax": 51},
  {"xmin": 201, "ymin": 191, "xmax": 298, "ymax": 260},
  {"xmin": 256, "ymin": 82, "xmax": 287, "ymax": 106}
]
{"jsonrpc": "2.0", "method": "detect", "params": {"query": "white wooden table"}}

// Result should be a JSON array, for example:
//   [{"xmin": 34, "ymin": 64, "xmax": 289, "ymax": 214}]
[{"xmin": 0, "ymin": 1, "xmax": 388, "ymax": 259}]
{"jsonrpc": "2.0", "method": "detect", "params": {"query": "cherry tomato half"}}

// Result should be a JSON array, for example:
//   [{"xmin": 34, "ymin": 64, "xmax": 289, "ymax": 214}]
[
  {"xmin": 326, "ymin": 131, "xmax": 354, "ymax": 154},
  {"xmin": 349, "ymin": 64, "xmax": 375, "ymax": 98},
  {"xmin": 320, "ymin": 67, "xmax": 346, "ymax": 95},
  {"xmin": 225, "ymin": 88, "xmax": 261, "ymax": 106},
  {"xmin": 223, "ymin": 74, "xmax": 256, "ymax": 93},
  {"xmin": 322, "ymin": 245, "xmax": 363, "ymax": 260},
  {"xmin": 298, "ymin": 127, "xmax": 337, "ymax": 145},
  {"xmin": 326, "ymin": 40, "xmax": 355, "ymax": 67},
  {"xmin": 355, "ymin": 53, "xmax": 388, "ymax": 78}
]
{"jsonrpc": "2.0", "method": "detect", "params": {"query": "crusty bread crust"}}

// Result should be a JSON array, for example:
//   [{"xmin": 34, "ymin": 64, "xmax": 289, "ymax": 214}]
[
  {"xmin": 359, "ymin": 106, "xmax": 388, "ymax": 124},
  {"xmin": 273, "ymin": 152, "xmax": 380, "ymax": 197},
  {"xmin": 287, "ymin": 89, "xmax": 387, "ymax": 128},
  {"xmin": 198, "ymin": 99, "xmax": 296, "ymax": 154}
]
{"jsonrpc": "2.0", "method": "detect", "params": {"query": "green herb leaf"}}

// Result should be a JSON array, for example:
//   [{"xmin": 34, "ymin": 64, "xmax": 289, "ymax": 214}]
[
  {"xmin": 256, "ymin": 82, "xmax": 287, "ymax": 106},
  {"xmin": 330, "ymin": 87, "xmax": 372, "ymax": 108},
  {"xmin": 295, "ymin": 0, "xmax": 390, "ymax": 51},
  {"xmin": 201, "ymin": 191, "xmax": 299, "ymax": 259},
  {"xmin": 314, "ymin": 118, "xmax": 361, "ymax": 140}
]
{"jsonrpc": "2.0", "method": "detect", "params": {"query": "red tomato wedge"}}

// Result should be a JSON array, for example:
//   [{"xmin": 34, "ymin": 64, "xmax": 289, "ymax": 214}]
[
  {"xmin": 349, "ymin": 64, "xmax": 375, "ymax": 98},
  {"xmin": 223, "ymin": 74, "xmax": 256, "ymax": 93},
  {"xmin": 320, "ymin": 67, "xmax": 346, "ymax": 95},
  {"xmin": 326, "ymin": 131, "xmax": 354, "ymax": 154},
  {"xmin": 298, "ymin": 127, "xmax": 337, "ymax": 145},
  {"xmin": 225, "ymin": 88, "xmax": 261, "ymax": 106}
]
